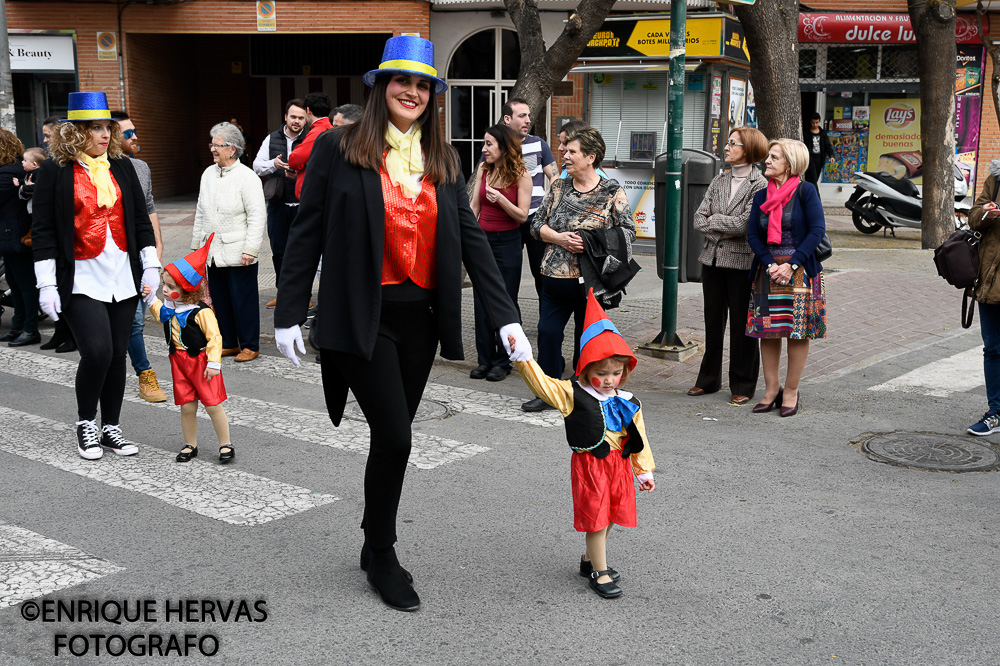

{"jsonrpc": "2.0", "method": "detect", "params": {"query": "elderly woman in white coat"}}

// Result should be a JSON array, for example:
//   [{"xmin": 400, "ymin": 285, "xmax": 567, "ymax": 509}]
[{"xmin": 192, "ymin": 122, "xmax": 266, "ymax": 362}]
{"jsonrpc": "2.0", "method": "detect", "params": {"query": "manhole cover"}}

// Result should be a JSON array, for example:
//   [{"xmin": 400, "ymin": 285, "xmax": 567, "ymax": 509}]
[
  {"xmin": 860, "ymin": 432, "xmax": 1000, "ymax": 472},
  {"xmin": 342, "ymin": 398, "xmax": 453, "ymax": 423}
]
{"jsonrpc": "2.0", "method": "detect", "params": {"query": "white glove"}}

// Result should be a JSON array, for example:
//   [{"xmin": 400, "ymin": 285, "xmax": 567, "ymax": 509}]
[
  {"xmin": 637, "ymin": 473, "xmax": 654, "ymax": 484},
  {"xmin": 275, "ymin": 326, "xmax": 306, "ymax": 367},
  {"xmin": 140, "ymin": 267, "xmax": 160, "ymax": 298},
  {"xmin": 500, "ymin": 322, "xmax": 532, "ymax": 362},
  {"xmin": 38, "ymin": 286, "xmax": 61, "ymax": 321},
  {"xmin": 141, "ymin": 288, "xmax": 158, "ymax": 307}
]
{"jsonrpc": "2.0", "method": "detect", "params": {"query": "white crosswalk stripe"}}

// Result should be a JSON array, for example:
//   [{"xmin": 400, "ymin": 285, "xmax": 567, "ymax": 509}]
[
  {"xmin": 0, "ymin": 345, "xmax": 488, "ymax": 470},
  {"xmin": 868, "ymin": 347, "xmax": 984, "ymax": 397},
  {"xmin": 0, "ymin": 406, "xmax": 338, "ymax": 525},
  {"xmin": 0, "ymin": 522, "xmax": 123, "ymax": 609},
  {"xmin": 143, "ymin": 335, "xmax": 563, "ymax": 428}
]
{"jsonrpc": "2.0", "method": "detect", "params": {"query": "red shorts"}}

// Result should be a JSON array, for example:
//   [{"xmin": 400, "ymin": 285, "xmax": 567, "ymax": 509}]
[
  {"xmin": 571, "ymin": 450, "xmax": 637, "ymax": 532},
  {"xmin": 169, "ymin": 351, "xmax": 227, "ymax": 406}
]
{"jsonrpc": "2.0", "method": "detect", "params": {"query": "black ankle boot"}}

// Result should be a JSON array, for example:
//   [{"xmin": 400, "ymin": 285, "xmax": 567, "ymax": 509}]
[
  {"xmin": 360, "ymin": 539, "xmax": 413, "ymax": 583},
  {"xmin": 367, "ymin": 547, "xmax": 420, "ymax": 612}
]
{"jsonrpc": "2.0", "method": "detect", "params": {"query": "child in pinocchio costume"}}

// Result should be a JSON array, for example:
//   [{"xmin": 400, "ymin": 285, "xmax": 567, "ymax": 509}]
[
  {"xmin": 141, "ymin": 233, "xmax": 233, "ymax": 463},
  {"xmin": 511, "ymin": 289, "xmax": 654, "ymax": 599}
]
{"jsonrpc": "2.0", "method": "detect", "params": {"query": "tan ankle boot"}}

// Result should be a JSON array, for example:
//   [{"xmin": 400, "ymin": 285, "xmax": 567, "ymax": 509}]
[{"xmin": 138, "ymin": 369, "xmax": 168, "ymax": 403}]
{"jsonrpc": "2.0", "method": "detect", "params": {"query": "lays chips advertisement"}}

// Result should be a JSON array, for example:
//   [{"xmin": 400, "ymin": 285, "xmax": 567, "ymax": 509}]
[{"xmin": 867, "ymin": 98, "xmax": 923, "ymax": 185}]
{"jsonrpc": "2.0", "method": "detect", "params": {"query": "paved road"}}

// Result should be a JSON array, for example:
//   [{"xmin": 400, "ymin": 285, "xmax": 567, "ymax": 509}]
[{"xmin": 2, "ymin": 200, "xmax": 998, "ymax": 664}]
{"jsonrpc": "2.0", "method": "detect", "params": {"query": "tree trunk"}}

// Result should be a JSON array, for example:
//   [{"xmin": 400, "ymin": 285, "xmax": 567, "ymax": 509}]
[
  {"xmin": 909, "ymin": 0, "xmax": 957, "ymax": 249},
  {"xmin": 734, "ymin": 0, "xmax": 802, "ymax": 140},
  {"xmin": 0, "ymin": 0, "xmax": 16, "ymax": 133},
  {"xmin": 505, "ymin": 0, "xmax": 617, "ymax": 141}
]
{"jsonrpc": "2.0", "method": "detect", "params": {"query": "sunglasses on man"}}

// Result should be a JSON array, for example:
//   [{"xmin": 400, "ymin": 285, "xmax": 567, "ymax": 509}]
[{"xmin": 122, "ymin": 129, "xmax": 137, "ymax": 140}]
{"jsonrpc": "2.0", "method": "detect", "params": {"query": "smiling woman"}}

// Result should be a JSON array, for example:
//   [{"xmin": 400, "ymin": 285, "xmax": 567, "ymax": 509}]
[
  {"xmin": 31, "ymin": 91, "xmax": 160, "ymax": 461},
  {"xmin": 273, "ymin": 35, "xmax": 528, "ymax": 614}
]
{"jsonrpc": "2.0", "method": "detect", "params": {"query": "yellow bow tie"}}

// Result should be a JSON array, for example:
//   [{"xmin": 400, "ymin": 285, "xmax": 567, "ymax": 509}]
[
  {"xmin": 76, "ymin": 152, "xmax": 117, "ymax": 209},
  {"xmin": 384, "ymin": 124, "xmax": 423, "ymax": 199}
]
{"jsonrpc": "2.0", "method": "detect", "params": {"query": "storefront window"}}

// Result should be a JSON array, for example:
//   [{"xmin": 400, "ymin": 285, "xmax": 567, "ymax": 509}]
[
  {"xmin": 799, "ymin": 50, "xmax": 817, "ymax": 79},
  {"xmin": 447, "ymin": 28, "xmax": 519, "ymax": 177},
  {"xmin": 826, "ymin": 46, "xmax": 878, "ymax": 80},
  {"xmin": 448, "ymin": 29, "xmax": 496, "ymax": 80},
  {"xmin": 881, "ymin": 45, "xmax": 919, "ymax": 79}
]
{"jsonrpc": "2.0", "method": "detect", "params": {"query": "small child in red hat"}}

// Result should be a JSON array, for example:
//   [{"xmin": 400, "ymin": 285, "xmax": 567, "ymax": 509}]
[
  {"xmin": 141, "ymin": 233, "xmax": 233, "ymax": 463},
  {"xmin": 509, "ymin": 288, "xmax": 654, "ymax": 599}
]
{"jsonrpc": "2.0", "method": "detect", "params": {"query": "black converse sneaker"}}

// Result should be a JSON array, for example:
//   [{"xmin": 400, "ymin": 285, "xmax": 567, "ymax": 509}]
[
  {"xmin": 75, "ymin": 420, "xmax": 103, "ymax": 460},
  {"xmin": 100, "ymin": 424, "xmax": 139, "ymax": 456}
]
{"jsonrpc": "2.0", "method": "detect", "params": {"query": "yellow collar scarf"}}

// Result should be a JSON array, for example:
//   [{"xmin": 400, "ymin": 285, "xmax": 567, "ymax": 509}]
[
  {"xmin": 384, "ymin": 124, "xmax": 423, "ymax": 199},
  {"xmin": 76, "ymin": 152, "xmax": 117, "ymax": 209}
]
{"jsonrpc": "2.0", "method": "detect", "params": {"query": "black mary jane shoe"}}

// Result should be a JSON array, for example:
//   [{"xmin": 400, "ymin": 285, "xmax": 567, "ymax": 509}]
[
  {"xmin": 589, "ymin": 570, "xmax": 623, "ymax": 599},
  {"xmin": 360, "ymin": 540, "xmax": 413, "ymax": 583},
  {"xmin": 469, "ymin": 364, "xmax": 490, "ymax": 380},
  {"xmin": 176, "ymin": 445, "xmax": 198, "ymax": 463},
  {"xmin": 579, "ymin": 557, "xmax": 620, "ymax": 582},
  {"xmin": 219, "ymin": 445, "xmax": 235, "ymax": 464},
  {"xmin": 367, "ymin": 547, "xmax": 420, "ymax": 612}
]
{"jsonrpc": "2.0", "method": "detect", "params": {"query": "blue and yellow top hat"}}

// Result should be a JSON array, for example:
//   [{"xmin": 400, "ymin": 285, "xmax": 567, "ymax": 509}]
[
  {"xmin": 60, "ymin": 92, "xmax": 114, "ymax": 123},
  {"xmin": 363, "ymin": 35, "xmax": 448, "ymax": 94}
]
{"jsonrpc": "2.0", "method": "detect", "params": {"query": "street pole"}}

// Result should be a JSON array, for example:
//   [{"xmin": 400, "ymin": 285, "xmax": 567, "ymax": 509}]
[
  {"xmin": 0, "ymin": 0, "xmax": 16, "ymax": 133},
  {"xmin": 639, "ymin": 0, "xmax": 697, "ymax": 362}
]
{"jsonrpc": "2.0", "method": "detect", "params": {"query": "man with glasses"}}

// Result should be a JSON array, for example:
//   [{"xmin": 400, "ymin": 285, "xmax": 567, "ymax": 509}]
[{"xmin": 110, "ymin": 110, "xmax": 167, "ymax": 403}]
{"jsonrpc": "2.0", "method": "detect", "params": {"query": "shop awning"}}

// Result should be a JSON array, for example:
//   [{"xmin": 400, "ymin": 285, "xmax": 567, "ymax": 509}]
[
  {"xmin": 570, "ymin": 62, "xmax": 702, "ymax": 73},
  {"xmin": 578, "ymin": 13, "xmax": 750, "ymax": 65}
]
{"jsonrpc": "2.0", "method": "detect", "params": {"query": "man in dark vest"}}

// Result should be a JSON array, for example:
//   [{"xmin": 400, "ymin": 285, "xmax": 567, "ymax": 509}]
[{"xmin": 252, "ymin": 98, "xmax": 307, "ymax": 307}]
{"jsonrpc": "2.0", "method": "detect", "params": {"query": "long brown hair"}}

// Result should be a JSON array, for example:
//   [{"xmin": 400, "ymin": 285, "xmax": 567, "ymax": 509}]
[
  {"xmin": 49, "ymin": 120, "xmax": 123, "ymax": 166},
  {"xmin": 481, "ymin": 123, "xmax": 525, "ymax": 190},
  {"xmin": 339, "ymin": 75, "xmax": 460, "ymax": 184}
]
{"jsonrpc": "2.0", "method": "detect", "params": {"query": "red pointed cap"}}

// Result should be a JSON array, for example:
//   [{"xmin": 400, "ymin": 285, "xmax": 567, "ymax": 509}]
[
  {"xmin": 165, "ymin": 232, "xmax": 214, "ymax": 292},
  {"xmin": 576, "ymin": 288, "xmax": 637, "ymax": 377}
]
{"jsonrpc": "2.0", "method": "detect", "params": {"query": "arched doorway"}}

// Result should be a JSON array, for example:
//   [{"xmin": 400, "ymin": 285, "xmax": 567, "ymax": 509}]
[{"xmin": 446, "ymin": 27, "xmax": 520, "ymax": 177}]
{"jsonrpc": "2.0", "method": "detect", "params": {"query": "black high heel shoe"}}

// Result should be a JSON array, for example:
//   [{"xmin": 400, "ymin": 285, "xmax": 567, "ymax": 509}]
[
  {"xmin": 752, "ymin": 388, "xmax": 784, "ymax": 414},
  {"xmin": 780, "ymin": 393, "xmax": 801, "ymax": 417}
]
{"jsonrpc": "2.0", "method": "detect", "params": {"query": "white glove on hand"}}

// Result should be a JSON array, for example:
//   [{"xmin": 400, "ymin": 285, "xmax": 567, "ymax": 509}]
[
  {"xmin": 500, "ymin": 322, "xmax": 532, "ymax": 362},
  {"xmin": 38, "ymin": 286, "xmax": 61, "ymax": 321},
  {"xmin": 140, "ymin": 267, "xmax": 160, "ymax": 298},
  {"xmin": 275, "ymin": 326, "xmax": 306, "ymax": 367}
]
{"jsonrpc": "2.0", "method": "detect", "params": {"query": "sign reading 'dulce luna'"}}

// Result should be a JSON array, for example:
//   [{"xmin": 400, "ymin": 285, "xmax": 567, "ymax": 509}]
[{"xmin": 8, "ymin": 34, "xmax": 76, "ymax": 72}]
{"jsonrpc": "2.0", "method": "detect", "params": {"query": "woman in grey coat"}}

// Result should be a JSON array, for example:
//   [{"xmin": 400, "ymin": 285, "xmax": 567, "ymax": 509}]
[{"xmin": 688, "ymin": 127, "xmax": 768, "ymax": 405}]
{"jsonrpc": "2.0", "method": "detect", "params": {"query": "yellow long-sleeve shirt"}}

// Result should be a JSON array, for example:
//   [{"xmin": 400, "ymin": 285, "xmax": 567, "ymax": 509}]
[
  {"xmin": 515, "ymin": 359, "xmax": 655, "ymax": 476},
  {"xmin": 148, "ymin": 298, "xmax": 223, "ymax": 366}
]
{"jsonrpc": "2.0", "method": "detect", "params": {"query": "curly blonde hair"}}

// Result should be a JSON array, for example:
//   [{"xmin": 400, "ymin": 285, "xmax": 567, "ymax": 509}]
[
  {"xmin": 49, "ymin": 120, "xmax": 123, "ymax": 165},
  {"xmin": 0, "ymin": 128, "xmax": 25, "ymax": 166}
]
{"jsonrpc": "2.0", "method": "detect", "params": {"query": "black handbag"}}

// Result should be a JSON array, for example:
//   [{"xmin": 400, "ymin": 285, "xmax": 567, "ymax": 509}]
[{"xmin": 934, "ymin": 228, "xmax": 982, "ymax": 329}]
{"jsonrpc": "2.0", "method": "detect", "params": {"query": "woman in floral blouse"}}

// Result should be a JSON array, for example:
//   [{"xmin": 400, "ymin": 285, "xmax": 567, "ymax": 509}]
[{"xmin": 522, "ymin": 127, "xmax": 634, "ymax": 412}]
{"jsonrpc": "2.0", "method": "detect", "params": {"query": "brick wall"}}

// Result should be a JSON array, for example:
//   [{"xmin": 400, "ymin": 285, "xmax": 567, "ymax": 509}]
[
  {"xmin": 7, "ymin": 0, "xmax": 430, "ymax": 196},
  {"xmin": 550, "ymin": 73, "xmax": 586, "ymax": 156}
]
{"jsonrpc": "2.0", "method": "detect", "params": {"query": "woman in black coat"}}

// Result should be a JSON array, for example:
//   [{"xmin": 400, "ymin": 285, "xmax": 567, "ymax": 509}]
[
  {"xmin": 274, "ymin": 36, "xmax": 530, "ymax": 612},
  {"xmin": 32, "ymin": 92, "xmax": 160, "ymax": 460},
  {"xmin": 0, "ymin": 128, "xmax": 36, "ymax": 346}
]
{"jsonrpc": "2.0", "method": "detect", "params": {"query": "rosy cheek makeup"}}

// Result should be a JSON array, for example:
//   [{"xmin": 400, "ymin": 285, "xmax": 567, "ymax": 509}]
[
  {"xmin": 591, "ymin": 377, "xmax": 602, "ymax": 389},
  {"xmin": 167, "ymin": 290, "xmax": 181, "ymax": 301}
]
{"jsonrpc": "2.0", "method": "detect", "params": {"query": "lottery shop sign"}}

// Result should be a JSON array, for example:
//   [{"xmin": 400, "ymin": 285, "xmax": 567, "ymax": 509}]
[
  {"xmin": 581, "ymin": 15, "xmax": 749, "ymax": 64},
  {"xmin": 799, "ymin": 12, "xmax": 986, "ymax": 44}
]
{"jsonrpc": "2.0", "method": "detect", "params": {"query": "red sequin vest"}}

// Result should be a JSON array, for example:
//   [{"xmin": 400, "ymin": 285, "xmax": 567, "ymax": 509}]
[
  {"xmin": 73, "ymin": 164, "xmax": 126, "ymax": 260},
  {"xmin": 379, "ymin": 166, "xmax": 438, "ymax": 288}
]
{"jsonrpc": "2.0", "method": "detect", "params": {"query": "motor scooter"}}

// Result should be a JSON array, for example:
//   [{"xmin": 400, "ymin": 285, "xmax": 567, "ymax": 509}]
[{"xmin": 845, "ymin": 165, "xmax": 971, "ymax": 235}]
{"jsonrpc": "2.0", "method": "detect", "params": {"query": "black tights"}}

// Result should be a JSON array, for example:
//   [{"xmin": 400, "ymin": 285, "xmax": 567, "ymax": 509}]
[
  {"xmin": 323, "ymin": 298, "xmax": 438, "ymax": 551},
  {"xmin": 62, "ymin": 295, "xmax": 138, "ymax": 424}
]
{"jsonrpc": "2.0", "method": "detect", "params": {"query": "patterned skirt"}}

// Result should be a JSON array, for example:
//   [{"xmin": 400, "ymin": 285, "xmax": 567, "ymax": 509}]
[{"xmin": 746, "ymin": 255, "xmax": 827, "ymax": 340}]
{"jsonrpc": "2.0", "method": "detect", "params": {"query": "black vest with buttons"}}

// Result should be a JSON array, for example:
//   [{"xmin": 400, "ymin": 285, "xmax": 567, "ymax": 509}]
[
  {"xmin": 162, "ymin": 302, "xmax": 212, "ymax": 358},
  {"xmin": 268, "ymin": 126, "xmax": 304, "ymax": 204},
  {"xmin": 564, "ymin": 383, "xmax": 645, "ymax": 459}
]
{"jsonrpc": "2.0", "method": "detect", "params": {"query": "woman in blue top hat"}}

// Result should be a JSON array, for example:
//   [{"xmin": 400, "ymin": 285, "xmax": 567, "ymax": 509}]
[
  {"xmin": 32, "ymin": 91, "xmax": 161, "ymax": 460},
  {"xmin": 274, "ymin": 35, "xmax": 531, "ymax": 612}
]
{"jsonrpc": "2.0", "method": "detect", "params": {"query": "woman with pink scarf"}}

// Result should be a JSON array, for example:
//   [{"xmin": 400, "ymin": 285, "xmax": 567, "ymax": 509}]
[{"xmin": 745, "ymin": 138, "xmax": 827, "ymax": 418}]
